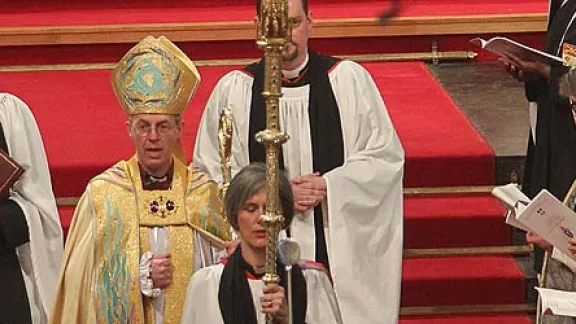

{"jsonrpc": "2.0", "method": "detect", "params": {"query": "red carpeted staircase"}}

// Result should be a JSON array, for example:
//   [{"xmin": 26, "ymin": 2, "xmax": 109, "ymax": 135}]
[{"xmin": 0, "ymin": 0, "xmax": 542, "ymax": 322}]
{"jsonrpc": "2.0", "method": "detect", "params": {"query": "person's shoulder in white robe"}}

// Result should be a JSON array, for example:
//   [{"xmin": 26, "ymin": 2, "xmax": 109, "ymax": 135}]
[{"xmin": 181, "ymin": 261, "xmax": 343, "ymax": 324}]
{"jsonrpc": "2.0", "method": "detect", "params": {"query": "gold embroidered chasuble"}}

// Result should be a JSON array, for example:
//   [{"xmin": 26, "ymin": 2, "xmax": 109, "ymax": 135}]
[{"xmin": 50, "ymin": 156, "xmax": 230, "ymax": 324}]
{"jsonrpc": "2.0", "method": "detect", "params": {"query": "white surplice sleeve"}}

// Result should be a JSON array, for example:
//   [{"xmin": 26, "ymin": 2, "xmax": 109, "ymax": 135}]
[
  {"xmin": 302, "ymin": 267, "xmax": 343, "ymax": 324},
  {"xmin": 192, "ymin": 71, "xmax": 253, "ymax": 184},
  {"xmin": 325, "ymin": 61, "xmax": 405, "ymax": 324},
  {"xmin": 181, "ymin": 265, "xmax": 225, "ymax": 324}
]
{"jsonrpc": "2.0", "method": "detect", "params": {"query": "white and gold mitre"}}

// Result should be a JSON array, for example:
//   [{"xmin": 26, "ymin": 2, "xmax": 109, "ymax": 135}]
[{"xmin": 111, "ymin": 35, "xmax": 201, "ymax": 116}]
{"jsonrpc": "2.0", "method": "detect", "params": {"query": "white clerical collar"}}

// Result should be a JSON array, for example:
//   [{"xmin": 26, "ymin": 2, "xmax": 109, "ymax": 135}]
[{"xmin": 282, "ymin": 54, "xmax": 309, "ymax": 79}]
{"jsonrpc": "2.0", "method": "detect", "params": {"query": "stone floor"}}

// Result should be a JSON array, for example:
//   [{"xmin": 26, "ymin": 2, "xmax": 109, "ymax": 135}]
[
  {"xmin": 429, "ymin": 61, "xmax": 529, "ymax": 157},
  {"xmin": 429, "ymin": 61, "xmax": 530, "ymax": 184}
]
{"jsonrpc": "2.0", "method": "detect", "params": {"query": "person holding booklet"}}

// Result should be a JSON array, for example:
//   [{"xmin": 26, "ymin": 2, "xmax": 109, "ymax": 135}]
[
  {"xmin": 531, "ymin": 184, "xmax": 576, "ymax": 323},
  {"xmin": 491, "ymin": 1, "xmax": 576, "ymax": 322},
  {"xmin": 499, "ymin": 0, "xmax": 576, "ymax": 277},
  {"xmin": 493, "ymin": 182, "xmax": 576, "ymax": 322}
]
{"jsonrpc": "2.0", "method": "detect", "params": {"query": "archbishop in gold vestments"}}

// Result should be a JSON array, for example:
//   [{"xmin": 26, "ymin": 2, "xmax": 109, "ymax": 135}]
[
  {"xmin": 50, "ymin": 36, "xmax": 231, "ymax": 324},
  {"xmin": 51, "ymin": 158, "xmax": 229, "ymax": 324}
]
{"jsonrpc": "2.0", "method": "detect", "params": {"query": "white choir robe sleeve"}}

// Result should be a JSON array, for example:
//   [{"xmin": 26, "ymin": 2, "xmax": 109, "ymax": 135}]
[
  {"xmin": 181, "ymin": 265, "xmax": 225, "ymax": 324},
  {"xmin": 325, "ymin": 61, "xmax": 404, "ymax": 324},
  {"xmin": 302, "ymin": 268, "xmax": 343, "ymax": 324}
]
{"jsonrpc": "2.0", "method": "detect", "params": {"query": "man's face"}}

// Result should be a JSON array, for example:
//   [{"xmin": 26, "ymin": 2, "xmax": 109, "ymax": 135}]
[
  {"xmin": 283, "ymin": 0, "xmax": 312, "ymax": 64},
  {"xmin": 128, "ymin": 114, "xmax": 181, "ymax": 174}
]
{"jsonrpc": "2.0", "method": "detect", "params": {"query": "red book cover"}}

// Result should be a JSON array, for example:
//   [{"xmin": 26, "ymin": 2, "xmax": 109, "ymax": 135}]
[{"xmin": 0, "ymin": 149, "xmax": 24, "ymax": 198}]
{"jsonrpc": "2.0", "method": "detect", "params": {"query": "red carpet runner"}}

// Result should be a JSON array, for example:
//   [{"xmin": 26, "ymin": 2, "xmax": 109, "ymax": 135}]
[{"xmin": 0, "ymin": 62, "xmax": 494, "ymax": 197}]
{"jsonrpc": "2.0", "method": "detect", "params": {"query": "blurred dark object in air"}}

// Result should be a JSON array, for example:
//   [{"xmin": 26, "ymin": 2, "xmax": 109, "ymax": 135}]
[{"xmin": 379, "ymin": 0, "xmax": 401, "ymax": 24}]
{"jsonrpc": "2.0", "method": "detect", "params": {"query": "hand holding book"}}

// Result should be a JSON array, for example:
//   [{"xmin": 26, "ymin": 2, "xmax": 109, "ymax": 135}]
[
  {"xmin": 470, "ymin": 37, "xmax": 563, "ymax": 64},
  {"xmin": 492, "ymin": 185, "xmax": 576, "ymax": 262},
  {"xmin": 0, "ymin": 149, "xmax": 24, "ymax": 199},
  {"xmin": 500, "ymin": 52, "xmax": 551, "ymax": 82},
  {"xmin": 527, "ymin": 231, "xmax": 553, "ymax": 252},
  {"xmin": 471, "ymin": 37, "xmax": 559, "ymax": 82}
]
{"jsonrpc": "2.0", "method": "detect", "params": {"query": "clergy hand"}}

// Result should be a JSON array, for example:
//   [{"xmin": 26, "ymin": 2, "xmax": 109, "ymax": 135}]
[
  {"xmin": 526, "ymin": 232, "xmax": 552, "ymax": 252},
  {"xmin": 150, "ymin": 254, "xmax": 172, "ymax": 289},
  {"xmin": 500, "ymin": 53, "xmax": 550, "ymax": 82},
  {"xmin": 261, "ymin": 283, "xmax": 288, "ymax": 324},
  {"xmin": 291, "ymin": 173, "xmax": 327, "ymax": 213}
]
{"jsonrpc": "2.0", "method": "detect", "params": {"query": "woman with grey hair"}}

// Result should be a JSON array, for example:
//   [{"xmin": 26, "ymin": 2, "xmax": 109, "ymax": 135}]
[
  {"xmin": 224, "ymin": 162, "xmax": 294, "ymax": 234},
  {"xmin": 182, "ymin": 163, "xmax": 342, "ymax": 324}
]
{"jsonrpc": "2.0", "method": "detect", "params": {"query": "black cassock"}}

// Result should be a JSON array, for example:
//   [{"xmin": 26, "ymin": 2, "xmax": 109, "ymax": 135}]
[
  {"xmin": 0, "ymin": 120, "xmax": 32, "ymax": 324},
  {"xmin": 524, "ymin": 0, "xmax": 576, "ymax": 272}
]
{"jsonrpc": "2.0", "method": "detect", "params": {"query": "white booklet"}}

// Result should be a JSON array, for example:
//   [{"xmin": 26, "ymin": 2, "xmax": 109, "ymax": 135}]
[
  {"xmin": 515, "ymin": 189, "xmax": 576, "ymax": 262},
  {"xmin": 536, "ymin": 287, "xmax": 576, "ymax": 318},
  {"xmin": 491, "ymin": 183, "xmax": 532, "ymax": 232},
  {"xmin": 493, "ymin": 184, "xmax": 576, "ymax": 269},
  {"xmin": 470, "ymin": 37, "xmax": 564, "ymax": 64}
]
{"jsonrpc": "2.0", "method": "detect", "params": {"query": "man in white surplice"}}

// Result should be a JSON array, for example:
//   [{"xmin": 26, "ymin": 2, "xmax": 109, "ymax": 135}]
[{"xmin": 192, "ymin": 0, "xmax": 405, "ymax": 322}]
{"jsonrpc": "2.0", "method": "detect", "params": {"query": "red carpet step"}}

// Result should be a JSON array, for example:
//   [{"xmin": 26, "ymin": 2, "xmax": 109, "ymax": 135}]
[
  {"xmin": 0, "ymin": 62, "xmax": 495, "ymax": 198},
  {"xmin": 404, "ymin": 195, "xmax": 509, "ymax": 249},
  {"xmin": 400, "ymin": 314, "xmax": 532, "ymax": 324},
  {"xmin": 401, "ymin": 256, "xmax": 525, "ymax": 307}
]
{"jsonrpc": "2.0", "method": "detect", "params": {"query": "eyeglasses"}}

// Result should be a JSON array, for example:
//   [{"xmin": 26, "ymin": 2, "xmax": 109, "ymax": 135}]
[{"xmin": 131, "ymin": 123, "xmax": 177, "ymax": 136}]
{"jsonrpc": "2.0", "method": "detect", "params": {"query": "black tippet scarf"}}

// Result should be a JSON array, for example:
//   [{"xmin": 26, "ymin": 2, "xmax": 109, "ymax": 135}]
[
  {"xmin": 218, "ymin": 247, "xmax": 307, "ymax": 324},
  {"xmin": 245, "ymin": 50, "xmax": 345, "ymax": 271}
]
